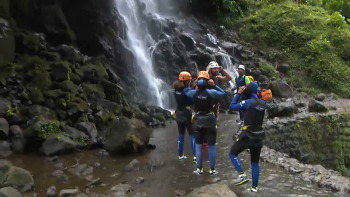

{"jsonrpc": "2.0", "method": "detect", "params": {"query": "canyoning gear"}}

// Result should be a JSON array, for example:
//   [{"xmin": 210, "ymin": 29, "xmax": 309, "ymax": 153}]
[
  {"xmin": 178, "ymin": 71, "xmax": 192, "ymax": 81},
  {"xmin": 178, "ymin": 155, "xmax": 187, "ymax": 160},
  {"xmin": 238, "ymin": 65, "xmax": 245, "ymax": 70},
  {"xmin": 258, "ymin": 89, "xmax": 273, "ymax": 101},
  {"xmin": 208, "ymin": 61, "xmax": 220, "ymax": 69},
  {"xmin": 193, "ymin": 156, "xmax": 197, "ymax": 164},
  {"xmin": 197, "ymin": 71, "xmax": 210, "ymax": 80},
  {"xmin": 174, "ymin": 82, "xmax": 196, "ymax": 160},
  {"xmin": 209, "ymin": 169, "xmax": 218, "ymax": 175},
  {"xmin": 235, "ymin": 173, "xmax": 248, "ymax": 186},
  {"xmin": 186, "ymin": 84, "xmax": 226, "ymax": 174},
  {"xmin": 234, "ymin": 74, "xmax": 251, "ymax": 122},
  {"xmin": 228, "ymin": 82, "xmax": 266, "ymax": 189},
  {"xmin": 193, "ymin": 168, "xmax": 203, "ymax": 175}
]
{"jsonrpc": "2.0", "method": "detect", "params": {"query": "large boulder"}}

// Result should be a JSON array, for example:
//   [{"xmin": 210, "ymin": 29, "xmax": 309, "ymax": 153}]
[
  {"xmin": 0, "ymin": 118, "xmax": 9, "ymax": 140},
  {"xmin": 28, "ymin": 105, "xmax": 57, "ymax": 120},
  {"xmin": 104, "ymin": 117, "xmax": 150, "ymax": 153},
  {"xmin": 5, "ymin": 166, "xmax": 34, "ymax": 192},
  {"xmin": 267, "ymin": 80, "xmax": 294, "ymax": 98},
  {"xmin": 9, "ymin": 125, "xmax": 25, "ymax": 153},
  {"xmin": 308, "ymin": 99, "xmax": 328, "ymax": 113},
  {"xmin": 41, "ymin": 134, "xmax": 76, "ymax": 156},
  {"xmin": 267, "ymin": 102, "xmax": 296, "ymax": 118},
  {"xmin": 0, "ymin": 187, "xmax": 22, "ymax": 197},
  {"xmin": 0, "ymin": 141, "xmax": 11, "ymax": 157},
  {"xmin": 185, "ymin": 184, "xmax": 237, "ymax": 197}
]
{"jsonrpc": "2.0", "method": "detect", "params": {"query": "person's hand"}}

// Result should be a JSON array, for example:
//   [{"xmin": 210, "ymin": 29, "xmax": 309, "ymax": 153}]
[
  {"xmin": 208, "ymin": 79, "xmax": 215, "ymax": 86},
  {"xmin": 193, "ymin": 80, "xmax": 197, "ymax": 87},
  {"xmin": 238, "ymin": 86, "xmax": 246, "ymax": 94},
  {"xmin": 219, "ymin": 66, "xmax": 223, "ymax": 71},
  {"xmin": 206, "ymin": 66, "xmax": 210, "ymax": 72}
]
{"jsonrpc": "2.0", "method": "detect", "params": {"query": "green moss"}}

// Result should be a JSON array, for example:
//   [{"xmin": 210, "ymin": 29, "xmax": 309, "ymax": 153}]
[
  {"xmin": 53, "ymin": 80, "xmax": 79, "ymax": 95},
  {"xmin": 39, "ymin": 51, "xmax": 60, "ymax": 61},
  {"xmin": 38, "ymin": 120, "xmax": 68, "ymax": 139},
  {"xmin": 82, "ymin": 83, "xmax": 106, "ymax": 99},
  {"xmin": 258, "ymin": 61, "xmax": 277, "ymax": 78},
  {"xmin": 67, "ymin": 97, "xmax": 88, "ymax": 111},
  {"xmin": 29, "ymin": 71, "xmax": 52, "ymax": 91},
  {"xmin": 5, "ymin": 104, "xmax": 17, "ymax": 117},
  {"xmin": 72, "ymin": 136, "xmax": 89, "ymax": 145},
  {"xmin": 79, "ymin": 63, "xmax": 109, "ymax": 80},
  {"xmin": 29, "ymin": 88, "xmax": 45, "ymax": 103},
  {"xmin": 239, "ymin": 2, "xmax": 350, "ymax": 97},
  {"xmin": 43, "ymin": 89, "xmax": 66, "ymax": 99}
]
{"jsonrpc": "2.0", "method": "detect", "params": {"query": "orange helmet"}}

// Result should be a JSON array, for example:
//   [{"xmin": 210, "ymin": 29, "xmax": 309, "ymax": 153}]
[
  {"xmin": 178, "ymin": 71, "xmax": 192, "ymax": 81},
  {"xmin": 197, "ymin": 71, "xmax": 210, "ymax": 79}
]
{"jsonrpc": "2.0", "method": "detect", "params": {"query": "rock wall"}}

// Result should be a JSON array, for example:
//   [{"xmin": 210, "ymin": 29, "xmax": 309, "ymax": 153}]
[{"xmin": 264, "ymin": 114, "xmax": 350, "ymax": 172}]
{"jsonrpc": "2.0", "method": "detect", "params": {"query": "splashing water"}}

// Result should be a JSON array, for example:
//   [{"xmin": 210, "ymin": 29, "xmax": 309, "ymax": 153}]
[
  {"xmin": 115, "ymin": 0, "xmax": 167, "ymax": 108},
  {"xmin": 218, "ymin": 52, "xmax": 239, "ymax": 88}
]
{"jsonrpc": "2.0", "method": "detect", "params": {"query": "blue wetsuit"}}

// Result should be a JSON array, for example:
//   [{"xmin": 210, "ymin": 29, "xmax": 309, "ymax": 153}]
[
  {"xmin": 186, "ymin": 79, "xmax": 226, "ymax": 171},
  {"xmin": 229, "ymin": 82, "xmax": 266, "ymax": 188}
]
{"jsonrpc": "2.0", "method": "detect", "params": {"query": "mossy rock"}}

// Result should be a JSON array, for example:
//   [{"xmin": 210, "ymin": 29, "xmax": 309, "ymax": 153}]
[
  {"xmin": 50, "ymin": 61, "xmax": 72, "ymax": 82},
  {"xmin": 5, "ymin": 166, "xmax": 34, "ymax": 190},
  {"xmin": 101, "ymin": 79, "xmax": 127, "ymax": 105},
  {"xmin": 29, "ymin": 71, "xmax": 52, "ymax": 91},
  {"xmin": 29, "ymin": 88, "xmax": 45, "ymax": 104},
  {"xmin": 67, "ymin": 97, "xmax": 88, "ymax": 113},
  {"xmin": 82, "ymin": 83, "xmax": 105, "ymax": 99},
  {"xmin": 0, "ymin": 63, "xmax": 23, "ymax": 81},
  {"xmin": 154, "ymin": 113, "xmax": 166, "ymax": 122},
  {"xmin": 79, "ymin": 63, "xmax": 108, "ymax": 83},
  {"xmin": 39, "ymin": 51, "xmax": 60, "ymax": 61},
  {"xmin": 70, "ymin": 73, "xmax": 81, "ymax": 85},
  {"xmin": 20, "ymin": 55, "xmax": 47, "ymax": 70},
  {"xmin": 0, "ymin": 18, "xmax": 15, "ymax": 66},
  {"xmin": 122, "ymin": 106, "xmax": 134, "ymax": 119},
  {"xmin": 72, "ymin": 67, "xmax": 84, "ymax": 79},
  {"xmin": 55, "ymin": 98, "xmax": 67, "ymax": 110},
  {"xmin": 94, "ymin": 109, "xmax": 115, "ymax": 130},
  {"xmin": 43, "ymin": 89, "xmax": 67, "ymax": 99},
  {"xmin": 53, "ymin": 80, "xmax": 79, "ymax": 95}
]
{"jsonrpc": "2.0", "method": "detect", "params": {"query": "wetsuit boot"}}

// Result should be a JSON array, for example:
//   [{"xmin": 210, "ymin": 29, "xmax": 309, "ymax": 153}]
[{"xmin": 229, "ymin": 152, "xmax": 248, "ymax": 185}]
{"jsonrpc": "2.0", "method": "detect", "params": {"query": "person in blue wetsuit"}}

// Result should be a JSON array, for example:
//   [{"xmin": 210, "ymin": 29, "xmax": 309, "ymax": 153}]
[
  {"xmin": 173, "ymin": 71, "xmax": 196, "ymax": 163},
  {"xmin": 234, "ymin": 65, "xmax": 251, "ymax": 126},
  {"xmin": 228, "ymin": 82, "xmax": 266, "ymax": 193},
  {"xmin": 186, "ymin": 71, "xmax": 226, "ymax": 175}
]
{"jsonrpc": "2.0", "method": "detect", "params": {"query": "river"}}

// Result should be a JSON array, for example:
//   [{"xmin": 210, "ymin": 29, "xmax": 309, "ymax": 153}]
[{"xmin": 6, "ymin": 115, "xmax": 342, "ymax": 196}]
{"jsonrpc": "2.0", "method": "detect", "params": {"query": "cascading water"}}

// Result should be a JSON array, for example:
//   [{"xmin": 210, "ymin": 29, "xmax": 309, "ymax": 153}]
[
  {"xmin": 218, "ymin": 52, "xmax": 239, "ymax": 88},
  {"xmin": 115, "ymin": 0, "xmax": 167, "ymax": 108}
]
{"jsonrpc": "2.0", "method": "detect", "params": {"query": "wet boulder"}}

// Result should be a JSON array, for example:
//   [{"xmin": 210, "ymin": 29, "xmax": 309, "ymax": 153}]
[
  {"xmin": 178, "ymin": 33, "xmax": 196, "ymax": 51},
  {"xmin": 51, "ymin": 62, "xmax": 72, "ymax": 82},
  {"xmin": 125, "ymin": 159, "xmax": 141, "ymax": 172},
  {"xmin": 46, "ymin": 186, "xmax": 56, "ymax": 197},
  {"xmin": 74, "ymin": 122, "xmax": 97, "ymax": 139},
  {"xmin": 58, "ymin": 189, "xmax": 81, "ymax": 197},
  {"xmin": 308, "ymin": 99, "xmax": 328, "ymax": 113},
  {"xmin": 267, "ymin": 80, "xmax": 294, "ymax": 98},
  {"xmin": 28, "ymin": 105, "xmax": 57, "ymax": 120},
  {"xmin": 68, "ymin": 164, "xmax": 93, "ymax": 177},
  {"xmin": 185, "ymin": 183, "xmax": 237, "ymax": 197},
  {"xmin": 5, "ymin": 166, "xmax": 34, "ymax": 192},
  {"xmin": 267, "ymin": 102, "xmax": 295, "ymax": 118},
  {"xmin": 277, "ymin": 63, "xmax": 290, "ymax": 75},
  {"xmin": 104, "ymin": 117, "xmax": 150, "ymax": 153},
  {"xmin": 0, "ymin": 118, "xmax": 9, "ymax": 140},
  {"xmin": 63, "ymin": 125, "xmax": 88, "ymax": 139},
  {"xmin": 218, "ymin": 41, "xmax": 243, "ymax": 57},
  {"xmin": 0, "ymin": 141, "xmax": 12, "ymax": 157},
  {"xmin": 56, "ymin": 45, "xmax": 83, "ymax": 64},
  {"xmin": 108, "ymin": 184, "xmax": 131, "ymax": 197},
  {"xmin": 315, "ymin": 93, "xmax": 326, "ymax": 101},
  {"xmin": 0, "ymin": 160, "xmax": 11, "ymax": 184},
  {"xmin": 0, "ymin": 187, "xmax": 22, "ymax": 197},
  {"xmin": 9, "ymin": 125, "xmax": 25, "ymax": 153},
  {"xmin": 41, "ymin": 134, "xmax": 76, "ymax": 156}
]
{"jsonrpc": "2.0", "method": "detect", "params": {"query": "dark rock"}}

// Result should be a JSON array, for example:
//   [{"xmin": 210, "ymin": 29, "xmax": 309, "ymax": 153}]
[
  {"xmin": 51, "ymin": 62, "xmax": 72, "ymax": 82},
  {"xmin": 315, "ymin": 93, "xmax": 326, "ymax": 101},
  {"xmin": 308, "ymin": 100, "xmax": 328, "ymax": 113},
  {"xmin": 0, "ymin": 118, "xmax": 9, "ymax": 140},
  {"xmin": 5, "ymin": 166, "xmax": 34, "ymax": 192},
  {"xmin": 29, "ymin": 88, "xmax": 45, "ymax": 104},
  {"xmin": 41, "ymin": 135, "xmax": 76, "ymax": 156},
  {"xmin": 178, "ymin": 33, "xmax": 196, "ymax": 51},
  {"xmin": 86, "ymin": 178, "xmax": 101, "ymax": 188},
  {"xmin": 267, "ymin": 102, "xmax": 295, "ymax": 118},
  {"xmin": 9, "ymin": 125, "xmax": 25, "ymax": 153},
  {"xmin": 0, "ymin": 141, "xmax": 12, "ymax": 157},
  {"xmin": 267, "ymin": 80, "xmax": 294, "ymax": 98},
  {"xmin": 63, "ymin": 125, "xmax": 88, "ymax": 139},
  {"xmin": 125, "ymin": 159, "xmax": 141, "ymax": 172},
  {"xmin": 108, "ymin": 184, "xmax": 131, "ymax": 196},
  {"xmin": 28, "ymin": 105, "xmax": 57, "ymax": 120},
  {"xmin": 105, "ymin": 117, "xmax": 150, "ymax": 153},
  {"xmin": 277, "ymin": 63, "xmax": 290, "ymax": 75},
  {"xmin": 95, "ymin": 149, "xmax": 109, "ymax": 158},
  {"xmin": 0, "ymin": 18, "xmax": 15, "ymax": 66},
  {"xmin": 52, "ymin": 170, "xmax": 69, "ymax": 183},
  {"xmin": 74, "ymin": 122, "xmax": 98, "ymax": 139},
  {"xmin": 68, "ymin": 164, "xmax": 93, "ymax": 177},
  {"xmin": 294, "ymin": 101, "xmax": 307, "ymax": 108},
  {"xmin": 0, "ymin": 98, "xmax": 10, "ymax": 118}
]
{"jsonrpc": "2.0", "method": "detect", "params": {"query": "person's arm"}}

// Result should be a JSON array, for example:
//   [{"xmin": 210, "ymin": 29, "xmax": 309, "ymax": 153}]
[
  {"xmin": 229, "ymin": 95, "xmax": 253, "ymax": 111},
  {"xmin": 217, "ymin": 67, "xmax": 233, "ymax": 82},
  {"xmin": 206, "ymin": 85, "xmax": 226, "ymax": 99},
  {"xmin": 185, "ymin": 89, "xmax": 197, "ymax": 99},
  {"xmin": 244, "ymin": 76, "xmax": 251, "ymax": 85}
]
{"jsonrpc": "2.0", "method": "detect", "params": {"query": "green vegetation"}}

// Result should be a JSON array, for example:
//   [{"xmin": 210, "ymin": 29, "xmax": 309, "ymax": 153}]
[
  {"xmin": 215, "ymin": 0, "xmax": 350, "ymax": 97},
  {"xmin": 38, "ymin": 121, "xmax": 66, "ymax": 139}
]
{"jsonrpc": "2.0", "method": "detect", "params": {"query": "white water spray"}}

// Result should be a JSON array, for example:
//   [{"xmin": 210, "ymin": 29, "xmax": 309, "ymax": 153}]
[
  {"xmin": 218, "ymin": 52, "xmax": 239, "ymax": 88},
  {"xmin": 115, "ymin": 0, "xmax": 167, "ymax": 108}
]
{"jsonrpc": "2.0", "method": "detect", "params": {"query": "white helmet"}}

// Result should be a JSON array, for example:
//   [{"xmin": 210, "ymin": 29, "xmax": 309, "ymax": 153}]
[
  {"xmin": 238, "ymin": 65, "xmax": 245, "ymax": 70},
  {"xmin": 208, "ymin": 61, "xmax": 219, "ymax": 69}
]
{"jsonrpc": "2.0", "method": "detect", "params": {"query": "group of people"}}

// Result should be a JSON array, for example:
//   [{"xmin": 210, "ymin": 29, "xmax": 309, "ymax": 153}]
[{"xmin": 173, "ymin": 61, "xmax": 266, "ymax": 193}]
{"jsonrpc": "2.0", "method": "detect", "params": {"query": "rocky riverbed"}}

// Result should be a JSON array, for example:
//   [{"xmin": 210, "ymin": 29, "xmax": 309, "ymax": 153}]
[{"xmin": 0, "ymin": 114, "xmax": 347, "ymax": 197}]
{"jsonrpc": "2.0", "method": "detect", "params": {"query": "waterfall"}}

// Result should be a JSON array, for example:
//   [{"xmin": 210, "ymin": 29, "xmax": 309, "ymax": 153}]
[
  {"xmin": 218, "ymin": 52, "xmax": 239, "ymax": 88},
  {"xmin": 115, "ymin": 0, "xmax": 167, "ymax": 108}
]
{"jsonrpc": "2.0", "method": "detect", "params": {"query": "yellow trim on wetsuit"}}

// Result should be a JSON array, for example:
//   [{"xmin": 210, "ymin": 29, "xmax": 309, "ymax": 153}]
[
  {"xmin": 191, "ymin": 111, "xmax": 214, "ymax": 122},
  {"xmin": 242, "ymin": 126, "xmax": 247, "ymax": 130}
]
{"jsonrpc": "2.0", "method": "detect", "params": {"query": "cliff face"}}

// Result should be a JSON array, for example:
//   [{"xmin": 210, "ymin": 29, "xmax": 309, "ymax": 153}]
[{"xmin": 264, "ymin": 114, "xmax": 350, "ymax": 173}]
